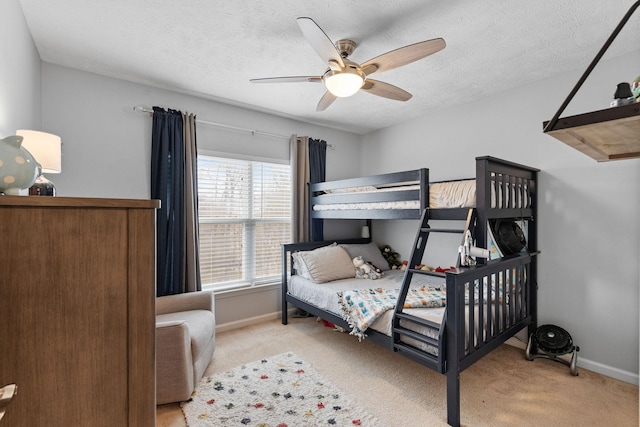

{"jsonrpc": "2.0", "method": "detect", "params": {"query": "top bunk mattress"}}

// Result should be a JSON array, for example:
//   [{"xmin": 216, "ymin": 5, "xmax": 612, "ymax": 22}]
[
  {"xmin": 312, "ymin": 179, "xmax": 530, "ymax": 211},
  {"xmin": 313, "ymin": 179, "xmax": 475, "ymax": 211}
]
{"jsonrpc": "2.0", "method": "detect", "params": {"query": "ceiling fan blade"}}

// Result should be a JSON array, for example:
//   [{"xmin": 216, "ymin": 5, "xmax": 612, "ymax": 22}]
[
  {"xmin": 362, "ymin": 64, "xmax": 378, "ymax": 76},
  {"xmin": 250, "ymin": 76, "xmax": 323, "ymax": 83},
  {"xmin": 297, "ymin": 17, "xmax": 344, "ymax": 68},
  {"xmin": 316, "ymin": 91, "xmax": 337, "ymax": 111},
  {"xmin": 361, "ymin": 79, "xmax": 412, "ymax": 101},
  {"xmin": 361, "ymin": 38, "xmax": 445, "ymax": 76}
]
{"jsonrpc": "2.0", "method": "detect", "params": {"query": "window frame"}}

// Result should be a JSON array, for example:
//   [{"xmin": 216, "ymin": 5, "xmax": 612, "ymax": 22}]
[{"xmin": 197, "ymin": 149, "xmax": 291, "ymax": 293}]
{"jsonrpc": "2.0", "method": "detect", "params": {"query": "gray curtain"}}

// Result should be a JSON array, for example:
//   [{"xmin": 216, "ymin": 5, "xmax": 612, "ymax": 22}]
[
  {"xmin": 290, "ymin": 135, "xmax": 327, "ymax": 242},
  {"xmin": 291, "ymin": 135, "xmax": 310, "ymax": 243},
  {"xmin": 183, "ymin": 112, "xmax": 202, "ymax": 293}
]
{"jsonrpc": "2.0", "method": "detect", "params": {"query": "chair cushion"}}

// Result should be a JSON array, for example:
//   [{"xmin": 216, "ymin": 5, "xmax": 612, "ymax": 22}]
[{"xmin": 157, "ymin": 310, "xmax": 215, "ymax": 360}]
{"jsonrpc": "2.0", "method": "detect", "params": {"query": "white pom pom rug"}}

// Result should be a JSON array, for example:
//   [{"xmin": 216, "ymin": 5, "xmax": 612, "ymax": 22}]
[{"xmin": 181, "ymin": 352, "xmax": 382, "ymax": 426}]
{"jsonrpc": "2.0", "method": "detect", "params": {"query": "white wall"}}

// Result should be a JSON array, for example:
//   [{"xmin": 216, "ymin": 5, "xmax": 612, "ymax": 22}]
[
  {"xmin": 0, "ymin": 0, "xmax": 41, "ymax": 136},
  {"xmin": 41, "ymin": 64, "xmax": 362, "ymax": 200},
  {"xmin": 361, "ymin": 51, "xmax": 640, "ymax": 383},
  {"xmin": 40, "ymin": 62, "xmax": 362, "ymax": 328}
]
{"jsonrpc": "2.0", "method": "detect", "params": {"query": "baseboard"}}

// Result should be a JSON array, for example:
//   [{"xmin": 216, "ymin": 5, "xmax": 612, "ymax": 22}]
[
  {"xmin": 505, "ymin": 336, "xmax": 527, "ymax": 350},
  {"xmin": 505, "ymin": 337, "xmax": 639, "ymax": 385},
  {"xmin": 216, "ymin": 309, "xmax": 296, "ymax": 333},
  {"xmin": 577, "ymin": 357, "xmax": 639, "ymax": 385}
]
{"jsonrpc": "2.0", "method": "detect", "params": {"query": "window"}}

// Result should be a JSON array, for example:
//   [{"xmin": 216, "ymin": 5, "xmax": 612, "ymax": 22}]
[{"xmin": 198, "ymin": 155, "xmax": 291, "ymax": 291}]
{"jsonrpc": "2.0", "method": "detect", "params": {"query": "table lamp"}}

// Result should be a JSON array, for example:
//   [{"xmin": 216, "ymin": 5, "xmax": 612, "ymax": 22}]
[{"xmin": 16, "ymin": 130, "xmax": 62, "ymax": 196}]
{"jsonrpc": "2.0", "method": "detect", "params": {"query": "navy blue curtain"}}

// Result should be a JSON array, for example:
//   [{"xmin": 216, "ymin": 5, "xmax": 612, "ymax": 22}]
[
  {"xmin": 151, "ymin": 107, "xmax": 185, "ymax": 296},
  {"xmin": 309, "ymin": 138, "xmax": 327, "ymax": 241}
]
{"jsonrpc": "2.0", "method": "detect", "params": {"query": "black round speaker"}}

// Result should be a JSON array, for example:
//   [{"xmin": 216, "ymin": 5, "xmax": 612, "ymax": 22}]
[{"xmin": 493, "ymin": 220, "xmax": 527, "ymax": 255}]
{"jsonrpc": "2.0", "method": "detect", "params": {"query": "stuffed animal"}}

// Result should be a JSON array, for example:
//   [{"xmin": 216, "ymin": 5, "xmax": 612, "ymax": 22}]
[
  {"xmin": 379, "ymin": 244, "xmax": 402, "ymax": 269},
  {"xmin": 353, "ymin": 256, "xmax": 383, "ymax": 280},
  {"xmin": 369, "ymin": 261, "xmax": 383, "ymax": 275}
]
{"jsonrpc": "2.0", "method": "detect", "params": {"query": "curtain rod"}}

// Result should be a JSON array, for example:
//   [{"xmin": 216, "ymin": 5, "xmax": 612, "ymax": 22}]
[{"xmin": 133, "ymin": 105, "xmax": 291, "ymax": 141}]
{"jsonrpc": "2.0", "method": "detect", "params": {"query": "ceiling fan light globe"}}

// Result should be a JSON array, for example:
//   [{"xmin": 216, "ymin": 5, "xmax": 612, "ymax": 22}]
[{"xmin": 324, "ymin": 69, "xmax": 364, "ymax": 98}]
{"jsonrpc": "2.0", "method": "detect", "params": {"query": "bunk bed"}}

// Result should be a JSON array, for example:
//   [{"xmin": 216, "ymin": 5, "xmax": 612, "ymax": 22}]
[{"xmin": 281, "ymin": 156, "xmax": 539, "ymax": 427}]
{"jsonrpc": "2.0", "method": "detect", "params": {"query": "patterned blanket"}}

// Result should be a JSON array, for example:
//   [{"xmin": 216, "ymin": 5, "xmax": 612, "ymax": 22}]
[
  {"xmin": 337, "ymin": 270, "xmax": 519, "ymax": 341},
  {"xmin": 337, "ymin": 286, "xmax": 447, "ymax": 340}
]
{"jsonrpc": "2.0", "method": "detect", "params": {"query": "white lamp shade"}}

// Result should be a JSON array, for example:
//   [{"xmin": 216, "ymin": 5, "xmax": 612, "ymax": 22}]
[
  {"xmin": 324, "ymin": 70, "xmax": 364, "ymax": 98},
  {"xmin": 16, "ymin": 130, "xmax": 62, "ymax": 173}
]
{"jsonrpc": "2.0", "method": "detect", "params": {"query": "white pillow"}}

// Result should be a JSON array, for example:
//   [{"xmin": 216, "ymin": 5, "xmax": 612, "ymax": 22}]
[
  {"xmin": 340, "ymin": 242, "xmax": 390, "ymax": 271},
  {"xmin": 291, "ymin": 252, "xmax": 312, "ymax": 280},
  {"xmin": 293, "ymin": 244, "xmax": 355, "ymax": 283}
]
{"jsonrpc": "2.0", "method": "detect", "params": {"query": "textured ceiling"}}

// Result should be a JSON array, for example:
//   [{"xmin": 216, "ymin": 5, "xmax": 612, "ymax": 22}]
[{"xmin": 19, "ymin": 0, "xmax": 640, "ymax": 134}]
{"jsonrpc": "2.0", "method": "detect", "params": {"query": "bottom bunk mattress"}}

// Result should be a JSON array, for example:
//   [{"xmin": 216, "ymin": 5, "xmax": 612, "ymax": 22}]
[
  {"xmin": 289, "ymin": 269, "xmax": 443, "ymax": 335},
  {"xmin": 288, "ymin": 270, "xmax": 514, "ymax": 356}
]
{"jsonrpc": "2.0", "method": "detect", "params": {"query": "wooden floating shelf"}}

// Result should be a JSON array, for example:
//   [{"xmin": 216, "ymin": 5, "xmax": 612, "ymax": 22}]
[
  {"xmin": 542, "ymin": 1, "xmax": 640, "ymax": 162},
  {"xmin": 543, "ymin": 102, "xmax": 640, "ymax": 162}
]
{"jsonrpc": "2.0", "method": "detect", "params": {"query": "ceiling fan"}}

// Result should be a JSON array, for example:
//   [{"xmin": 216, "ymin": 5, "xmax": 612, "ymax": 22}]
[{"xmin": 250, "ymin": 17, "xmax": 446, "ymax": 111}]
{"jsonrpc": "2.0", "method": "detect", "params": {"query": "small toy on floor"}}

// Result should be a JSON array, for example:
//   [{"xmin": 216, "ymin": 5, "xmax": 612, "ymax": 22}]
[
  {"xmin": 319, "ymin": 318, "xmax": 345, "ymax": 333},
  {"xmin": 291, "ymin": 309, "xmax": 314, "ymax": 318}
]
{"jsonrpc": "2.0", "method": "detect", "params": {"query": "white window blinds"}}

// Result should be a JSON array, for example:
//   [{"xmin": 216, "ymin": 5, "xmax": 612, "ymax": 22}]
[{"xmin": 198, "ymin": 155, "xmax": 291, "ymax": 291}]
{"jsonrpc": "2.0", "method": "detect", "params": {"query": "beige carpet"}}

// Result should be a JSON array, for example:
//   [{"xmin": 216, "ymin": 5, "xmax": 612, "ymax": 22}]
[{"xmin": 157, "ymin": 318, "xmax": 638, "ymax": 427}]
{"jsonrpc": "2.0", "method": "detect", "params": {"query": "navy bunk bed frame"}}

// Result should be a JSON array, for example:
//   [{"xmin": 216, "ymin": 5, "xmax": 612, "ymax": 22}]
[{"xmin": 281, "ymin": 156, "xmax": 539, "ymax": 427}]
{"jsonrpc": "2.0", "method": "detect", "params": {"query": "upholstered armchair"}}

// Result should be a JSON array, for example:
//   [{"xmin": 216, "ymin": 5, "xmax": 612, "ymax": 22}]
[{"xmin": 156, "ymin": 291, "xmax": 216, "ymax": 405}]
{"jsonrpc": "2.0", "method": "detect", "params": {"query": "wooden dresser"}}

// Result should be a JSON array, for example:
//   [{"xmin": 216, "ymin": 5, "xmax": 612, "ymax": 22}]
[{"xmin": 0, "ymin": 196, "xmax": 159, "ymax": 427}]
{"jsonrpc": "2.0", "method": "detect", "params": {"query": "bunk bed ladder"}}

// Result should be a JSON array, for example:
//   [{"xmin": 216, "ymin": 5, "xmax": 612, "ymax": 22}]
[{"xmin": 392, "ymin": 208, "xmax": 477, "ymax": 373}]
